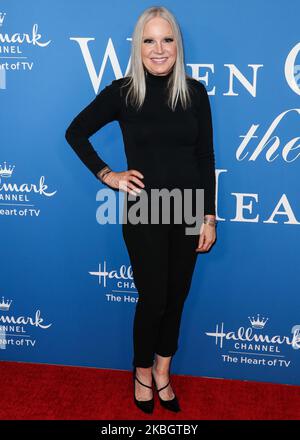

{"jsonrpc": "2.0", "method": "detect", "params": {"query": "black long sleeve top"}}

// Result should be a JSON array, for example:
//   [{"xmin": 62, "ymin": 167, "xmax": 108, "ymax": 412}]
[{"xmin": 65, "ymin": 69, "xmax": 216, "ymax": 215}]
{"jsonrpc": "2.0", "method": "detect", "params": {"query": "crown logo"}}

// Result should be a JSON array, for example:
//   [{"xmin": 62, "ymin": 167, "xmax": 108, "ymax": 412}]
[
  {"xmin": 0, "ymin": 13, "xmax": 6, "ymax": 26},
  {"xmin": 0, "ymin": 161, "xmax": 15, "ymax": 178},
  {"xmin": 248, "ymin": 314, "xmax": 268, "ymax": 329},
  {"xmin": 0, "ymin": 296, "xmax": 12, "ymax": 311}
]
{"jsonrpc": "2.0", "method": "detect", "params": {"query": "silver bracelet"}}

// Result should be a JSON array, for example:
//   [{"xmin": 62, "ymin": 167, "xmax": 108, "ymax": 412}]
[
  {"xmin": 203, "ymin": 217, "xmax": 218, "ymax": 226},
  {"xmin": 97, "ymin": 166, "xmax": 112, "ymax": 182}
]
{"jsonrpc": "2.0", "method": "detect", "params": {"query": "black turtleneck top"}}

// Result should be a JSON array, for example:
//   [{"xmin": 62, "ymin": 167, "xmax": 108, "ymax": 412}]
[{"xmin": 65, "ymin": 69, "xmax": 216, "ymax": 215}]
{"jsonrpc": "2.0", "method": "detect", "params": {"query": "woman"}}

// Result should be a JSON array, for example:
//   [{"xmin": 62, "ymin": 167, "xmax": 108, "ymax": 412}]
[{"xmin": 65, "ymin": 6, "xmax": 217, "ymax": 414}]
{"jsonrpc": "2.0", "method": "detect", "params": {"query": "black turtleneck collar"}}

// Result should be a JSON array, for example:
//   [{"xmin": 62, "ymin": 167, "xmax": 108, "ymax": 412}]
[{"xmin": 144, "ymin": 67, "xmax": 174, "ymax": 85}]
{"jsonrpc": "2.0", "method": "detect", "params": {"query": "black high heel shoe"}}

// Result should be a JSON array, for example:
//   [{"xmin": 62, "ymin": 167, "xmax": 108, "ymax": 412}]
[
  {"xmin": 133, "ymin": 367, "xmax": 154, "ymax": 414},
  {"xmin": 152, "ymin": 370, "xmax": 181, "ymax": 412}
]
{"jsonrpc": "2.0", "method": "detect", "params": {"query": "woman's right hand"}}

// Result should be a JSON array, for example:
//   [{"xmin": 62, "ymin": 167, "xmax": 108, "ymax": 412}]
[{"xmin": 102, "ymin": 169, "xmax": 145, "ymax": 196}]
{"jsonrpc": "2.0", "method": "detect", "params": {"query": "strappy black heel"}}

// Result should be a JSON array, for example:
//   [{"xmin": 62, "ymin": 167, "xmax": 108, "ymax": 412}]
[
  {"xmin": 133, "ymin": 367, "xmax": 154, "ymax": 413},
  {"xmin": 152, "ymin": 370, "xmax": 181, "ymax": 412}
]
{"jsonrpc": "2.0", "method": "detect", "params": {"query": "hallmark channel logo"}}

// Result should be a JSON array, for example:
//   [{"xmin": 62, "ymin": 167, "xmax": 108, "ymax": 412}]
[
  {"xmin": 0, "ymin": 294, "xmax": 53, "ymax": 350},
  {"xmin": 0, "ymin": 161, "xmax": 57, "ymax": 217},
  {"xmin": 0, "ymin": 12, "xmax": 51, "ymax": 82},
  {"xmin": 205, "ymin": 314, "xmax": 300, "ymax": 369},
  {"xmin": 89, "ymin": 260, "xmax": 138, "ymax": 304}
]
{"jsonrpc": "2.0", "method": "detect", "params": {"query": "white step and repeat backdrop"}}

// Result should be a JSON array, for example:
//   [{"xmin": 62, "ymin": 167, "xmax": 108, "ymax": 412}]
[{"xmin": 1, "ymin": 0, "xmax": 299, "ymax": 385}]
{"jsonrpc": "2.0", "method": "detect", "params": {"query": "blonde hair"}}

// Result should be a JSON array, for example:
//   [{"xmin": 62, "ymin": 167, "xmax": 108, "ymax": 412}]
[{"xmin": 121, "ymin": 6, "xmax": 193, "ymax": 111}]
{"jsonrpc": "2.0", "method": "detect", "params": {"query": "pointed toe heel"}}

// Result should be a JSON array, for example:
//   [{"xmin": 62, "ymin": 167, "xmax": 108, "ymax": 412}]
[
  {"xmin": 152, "ymin": 372, "xmax": 181, "ymax": 412},
  {"xmin": 133, "ymin": 367, "xmax": 154, "ymax": 414}
]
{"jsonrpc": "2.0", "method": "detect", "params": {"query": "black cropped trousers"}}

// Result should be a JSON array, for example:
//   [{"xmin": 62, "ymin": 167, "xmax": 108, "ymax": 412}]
[{"xmin": 122, "ymin": 193, "xmax": 200, "ymax": 368}]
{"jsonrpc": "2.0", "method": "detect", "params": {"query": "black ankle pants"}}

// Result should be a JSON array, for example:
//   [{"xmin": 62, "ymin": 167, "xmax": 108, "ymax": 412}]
[{"xmin": 122, "ymin": 195, "xmax": 200, "ymax": 368}]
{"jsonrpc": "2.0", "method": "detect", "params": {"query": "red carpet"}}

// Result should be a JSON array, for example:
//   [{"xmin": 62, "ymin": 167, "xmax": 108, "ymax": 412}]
[{"xmin": 0, "ymin": 360, "xmax": 299, "ymax": 420}]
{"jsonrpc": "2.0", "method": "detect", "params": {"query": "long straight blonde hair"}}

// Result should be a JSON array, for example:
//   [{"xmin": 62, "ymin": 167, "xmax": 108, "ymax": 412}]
[{"xmin": 122, "ymin": 6, "xmax": 193, "ymax": 111}]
